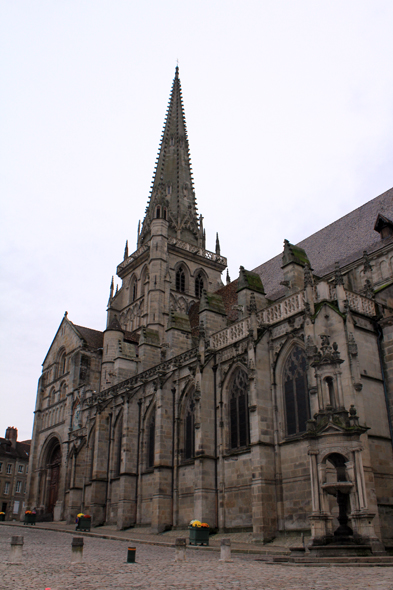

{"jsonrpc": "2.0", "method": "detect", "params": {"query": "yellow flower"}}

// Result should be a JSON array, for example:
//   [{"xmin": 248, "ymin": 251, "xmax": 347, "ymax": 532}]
[{"xmin": 77, "ymin": 513, "xmax": 84, "ymax": 518}]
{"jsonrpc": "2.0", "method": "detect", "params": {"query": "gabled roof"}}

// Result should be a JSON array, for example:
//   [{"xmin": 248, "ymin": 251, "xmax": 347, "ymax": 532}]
[
  {"xmin": 42, "ymin": 315, "xmax": 104, "ymax": 366},
  {"xmin": 253, "ymin": 186, "xmax": 393, "ymax": 299},
  {"xmin": 73, "ymin": 324, "xmax": 104, "ymax": 349}
]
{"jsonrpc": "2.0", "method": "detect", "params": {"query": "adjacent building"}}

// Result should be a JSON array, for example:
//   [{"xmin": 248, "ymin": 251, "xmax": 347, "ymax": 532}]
[
  {"xmin": 27, "ymin": 68, "xmax": 393, "ymax": 551},
  {"xmin": 0, "ymin": 427, "xmax": 30, "ymax": 520}
]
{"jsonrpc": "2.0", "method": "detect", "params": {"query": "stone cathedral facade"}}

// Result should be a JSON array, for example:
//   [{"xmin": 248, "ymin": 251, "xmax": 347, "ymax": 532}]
[{"xmin": 27, "ymin": 68, "xmax": 393, "ymax": 550}]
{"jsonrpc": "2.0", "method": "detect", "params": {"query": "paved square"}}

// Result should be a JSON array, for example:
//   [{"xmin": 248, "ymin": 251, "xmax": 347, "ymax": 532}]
[{"xmin": 1, "ymin": 526, "xmax": 393, "ymax": 590}]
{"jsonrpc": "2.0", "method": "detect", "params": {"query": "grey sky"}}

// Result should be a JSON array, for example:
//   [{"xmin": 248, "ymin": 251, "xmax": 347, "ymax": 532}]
[{"xmin": 1, "ymin": 1, "xmax": 393, "ymax": 440}]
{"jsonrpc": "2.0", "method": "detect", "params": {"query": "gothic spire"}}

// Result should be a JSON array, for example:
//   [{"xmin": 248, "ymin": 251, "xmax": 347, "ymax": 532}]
[{"xmin": 139, "ymin": 66, "xmax": 200, "ymax": 246}]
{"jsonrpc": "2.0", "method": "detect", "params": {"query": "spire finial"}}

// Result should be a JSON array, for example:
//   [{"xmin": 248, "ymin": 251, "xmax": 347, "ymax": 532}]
[
  {"xmin": 108, "ymin": 276, "xmax": 114, "ymax": 305},
  {"xmin": 124, "ymin": 240, "xmax": 129, "ymax": 260},
  {"xmin": 215, "ymin": 232, "xmax": 221, "ymax": 256}
]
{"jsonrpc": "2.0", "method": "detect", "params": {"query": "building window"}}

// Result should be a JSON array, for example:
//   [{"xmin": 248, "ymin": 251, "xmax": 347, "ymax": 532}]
[
  {"xmin": 18, "ymin": 465, "xmax": 23, "ymax": 473},
  {"xmin": 15, "ymin": 481, "xmax": 22, "ymax": 493},
  {"xmin": 147, "ymin": 411, "xmax": 155, "ymax": 469},
  {"xmin": 6, "ymin": 464, "xmax": 12, "ymax": 475},
  {"xmin": 13, "ymin": 501, "xmax": 20, "ymax": 514},
  {"xmin": 79, "ymin": 355, "xmax": 90, "ymax": 385},
  {"xmin": 184, "ymin": 392, "xmax": 195, "ymax": 460},
  {"xmin": 176, "ymin": 267, "xmax": 186, "ymax": 293},
  {"xmin": 4, "ymin": 482, "xmax": 10, "ymax": 495},
  {"xmin": 0, "ymin": 462, "xmax": 2, "ymax": 473},
  {"xmin": 195, "ymin": 273, "xmax": 204, "ymax": 298},
  {"xmin": 58, "ymin": 349, "xmax": 67, "ymax": 376},
  {"xmin": 132, "ymin": 281, "xmax": 137, "ymax": 302},
  {"xmin": 229, "ymin": 368, "xmax": 249, "ymax": 449},
  {"xmin": 283, "ymin": 346, "xmax": 310, "ymax": 436}
]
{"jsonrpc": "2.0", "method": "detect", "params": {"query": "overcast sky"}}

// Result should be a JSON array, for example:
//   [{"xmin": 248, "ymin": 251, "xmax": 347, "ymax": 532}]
[{"xmin": 1, "ymin": 1, "xmax": 393, "ymax": 441}]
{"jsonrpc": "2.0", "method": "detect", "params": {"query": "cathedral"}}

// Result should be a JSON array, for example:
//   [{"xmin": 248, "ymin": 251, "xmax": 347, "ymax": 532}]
[{"xmin": 27, "ymin": 67, "xmax": 393, "ymax": 551}]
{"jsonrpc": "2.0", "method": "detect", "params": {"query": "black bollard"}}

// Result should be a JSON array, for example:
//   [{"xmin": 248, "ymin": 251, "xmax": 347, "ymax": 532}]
[{"xmin": 127, "ymin": 547, "xmax": 136, "ymax": 563}]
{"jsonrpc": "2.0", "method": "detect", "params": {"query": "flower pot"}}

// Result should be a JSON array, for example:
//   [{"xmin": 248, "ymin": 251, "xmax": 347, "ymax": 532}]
[
  {"xmin": 76, "ymin": 516, "xmax": 91, "ymax": 531},
  {"xmin": 24, "ymin": 513, "xmax": 36, "ymax": 525},
  {"xmin": 0, "ymin": 514, "xmax": 5, "ymax": 521},
  {"xmin": 188, "ymin": 526, "xmax": 209, "ymax": 546}
]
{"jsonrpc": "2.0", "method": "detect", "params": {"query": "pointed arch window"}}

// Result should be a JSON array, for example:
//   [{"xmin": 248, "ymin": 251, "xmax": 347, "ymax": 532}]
[
  {"xmin": 229, "ymin": 368, "xmax": 249, "ymax": 449},
  {"xmin": 147, "ymin": 410, "xmax": 155, "ymax": 469},
  {"xmin": 283, "ymin": 346, "xmax": 309, "ymax": 436},
  {"xmin": 176, "ymin": 267, "xmax": 186, "ymax": 293},
  {"xmin": 156, "ymin": 205, "xmax": 161, "ymax": 219},
  {"xmin": 184, "ymin": 391, "xmax": 195, "ymax": 460},
  {"xmin": 131, "ymin": 279, "xmax": 137, "ymax": 302},
  {"xmin": 195, "ymin": 273, "xmax": 204, "ymax": 298},
  {"xmin": 57, "ymin": 349, "xmax": 66, "ymax": 377}
]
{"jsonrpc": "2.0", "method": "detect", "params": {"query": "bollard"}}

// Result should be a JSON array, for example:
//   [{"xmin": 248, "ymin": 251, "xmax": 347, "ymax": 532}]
[
  {"xmin": 10, "ymin": 536, "xmax": 24, "ymax": 563},
  {"xmin": 219, "ymin": 538, "xmax": 233, "ymax": 562},
  {"xmin": 127, "ymin": 547, "xmax": 136, "ymax": 563},
  {"xmin": 71, "ymin": 537, "xmax": 84, "ymax": 563},
  {"xmin": 174, "ymin": 537, "xmax": 186, "ymax": 562}
]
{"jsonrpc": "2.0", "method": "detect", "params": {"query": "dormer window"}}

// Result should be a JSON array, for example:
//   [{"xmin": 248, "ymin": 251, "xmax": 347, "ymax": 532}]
[{"xmin": 374, "ymin": 213, "xmax": 393, "ymax": 240}]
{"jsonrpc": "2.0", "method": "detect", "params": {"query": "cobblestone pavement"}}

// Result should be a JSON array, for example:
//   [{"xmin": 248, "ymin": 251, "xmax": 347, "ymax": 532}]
[{"xmin": 1, "ymin": 526, "xmax": 393, "ymax": 590}]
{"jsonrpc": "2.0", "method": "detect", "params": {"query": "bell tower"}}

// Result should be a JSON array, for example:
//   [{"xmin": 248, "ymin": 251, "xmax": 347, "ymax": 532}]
[{"xmin": 105, "ymin": 67, "xmax": 227, "ymax": 370}]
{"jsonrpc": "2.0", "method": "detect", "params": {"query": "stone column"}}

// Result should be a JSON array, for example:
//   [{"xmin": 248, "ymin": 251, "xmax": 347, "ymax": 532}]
[
  {"xmin": 354, "ymin": 449, "xmax": 367, "ymax": 510},
  {"xmin": 117, "ymin": 397, "xmax": 138, "ymax": 530},
  {"xmin": 151, "ymin": 379, "xmax": 173, "ymax": 533}
]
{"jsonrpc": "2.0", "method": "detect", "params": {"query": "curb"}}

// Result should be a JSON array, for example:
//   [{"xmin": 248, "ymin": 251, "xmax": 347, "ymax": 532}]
[{"xmin": 0, "ymin": 522, "xmax": 288, "ymax": 556}]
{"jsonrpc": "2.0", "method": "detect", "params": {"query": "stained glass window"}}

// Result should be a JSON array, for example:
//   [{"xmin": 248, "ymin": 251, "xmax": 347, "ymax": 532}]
[
  {"xmin": 283, "ymin": 346, "xmax": 309, "ymax": 436},
  {"xmin": 229, "ymin": 368, "xmax": 249, "ymax": 449}
]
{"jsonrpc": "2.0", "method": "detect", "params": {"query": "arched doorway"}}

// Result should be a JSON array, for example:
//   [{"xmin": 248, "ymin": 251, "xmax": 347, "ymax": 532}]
[{"xmin": 46, "ymin": 443, "xmax": 62, "ymax": 516}]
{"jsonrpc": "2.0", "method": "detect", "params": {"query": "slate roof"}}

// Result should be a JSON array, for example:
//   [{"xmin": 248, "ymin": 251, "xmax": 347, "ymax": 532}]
[
  {"xmin": 252, "ymin": 186, "xmax": 393, "ymax": 300},
  {"xmin": 73, "ymin": 324, "xmax": 104, "ymax": 350},
  {"xmin": 0, "ymin": 438, "xmax": 30, "ymax": 460}
]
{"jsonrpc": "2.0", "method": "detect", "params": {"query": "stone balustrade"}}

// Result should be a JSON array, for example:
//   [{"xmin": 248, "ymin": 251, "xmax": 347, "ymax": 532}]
[
  {"xmin": 168, "ymin": 237, "xmax": 227, "ymax": 266},
  {"xmin": 209, "ymin": 288, "xmax": 375, "ymax": 351}
]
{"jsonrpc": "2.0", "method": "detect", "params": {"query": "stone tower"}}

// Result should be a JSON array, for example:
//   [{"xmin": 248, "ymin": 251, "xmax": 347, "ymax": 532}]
[{"xmin": 103, "ymin": 67, "xmax": 227, "ymax": 380}]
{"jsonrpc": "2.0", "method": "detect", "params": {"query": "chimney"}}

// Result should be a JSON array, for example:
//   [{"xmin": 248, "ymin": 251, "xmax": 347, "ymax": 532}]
[{"xmin": 5, "ymin": 427, "xmax": 18, "ymax": 449}]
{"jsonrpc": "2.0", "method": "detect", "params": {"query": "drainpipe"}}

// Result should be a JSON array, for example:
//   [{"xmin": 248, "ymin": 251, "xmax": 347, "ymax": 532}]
[
  {"xmin": 376, "ymin": 323, "xmax": 393, "ymax": 451},
  {"xmin": 104, "ymin": 412, "xmax": 113, "ymax": 523},
  {"xmin": 134, "ymin": 399, "xmax": 142, "ymax": 524},
  {"xmin": 171, "ymin": 386, "xmax": 176, "ymax": 528},
  {"xmin": 213, "ymin": 357, "xmax": 218, "ymax": 529}
]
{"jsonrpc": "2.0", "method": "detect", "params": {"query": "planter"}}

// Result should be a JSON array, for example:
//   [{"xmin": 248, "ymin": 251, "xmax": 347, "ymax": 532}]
[
  {"xmin": 24, "ymin": 513, "xmax": 36, "ymax": 525},
  {"xmin": 189, "ymin": 526, "xmax": 209, "ymax": 546},
  {"xmin": 0, "ymin": 514, "xmax": 5, "ymax": 522},
  {"xmin": 76, "ymin": 517, "xmax": 91, "ymax": 532}
]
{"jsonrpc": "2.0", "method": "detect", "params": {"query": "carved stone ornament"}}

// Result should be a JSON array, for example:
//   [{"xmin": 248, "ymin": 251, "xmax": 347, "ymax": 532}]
[
  {"xmin": 311, "ymin": 334, "xmax": 344, "ymax": 368},
  {"xmin": 334, "ymin": 262, "xmax": 344, "ymax": 286}
]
